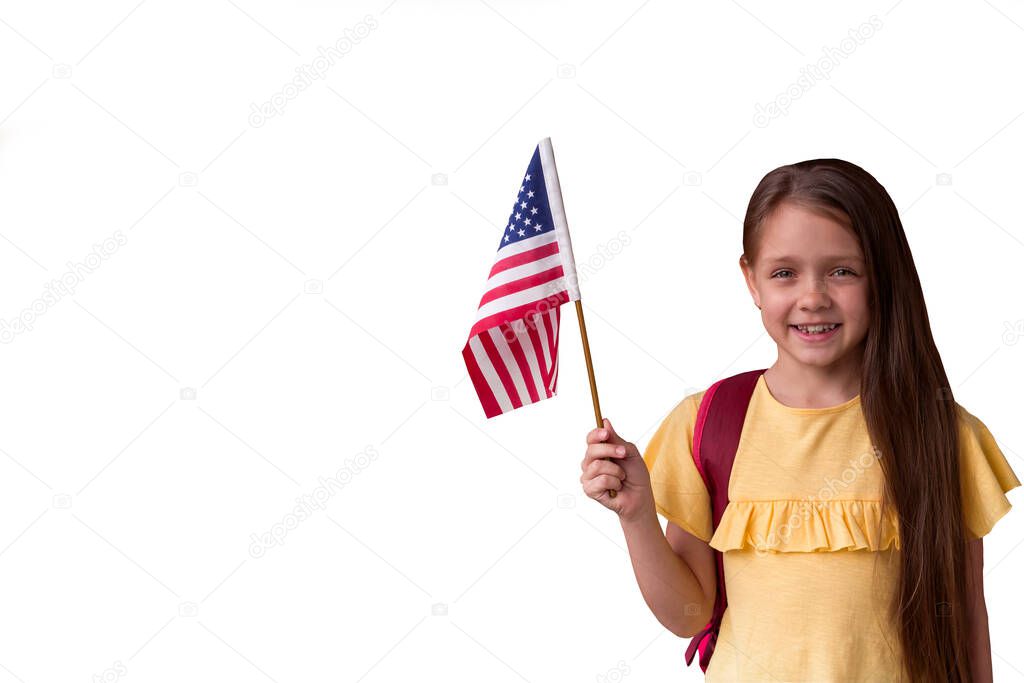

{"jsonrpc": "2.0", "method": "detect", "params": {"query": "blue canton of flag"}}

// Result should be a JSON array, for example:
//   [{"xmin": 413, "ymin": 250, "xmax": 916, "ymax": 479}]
[{"xmin": 500, "ymin": 147, "xmax": 555, "ymax": 249}]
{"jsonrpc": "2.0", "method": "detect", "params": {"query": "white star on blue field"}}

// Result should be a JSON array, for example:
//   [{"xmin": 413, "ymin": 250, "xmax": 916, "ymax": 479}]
[{"xmin": 497, "ymin": 146, "xmax": 555, "ymax": 251}]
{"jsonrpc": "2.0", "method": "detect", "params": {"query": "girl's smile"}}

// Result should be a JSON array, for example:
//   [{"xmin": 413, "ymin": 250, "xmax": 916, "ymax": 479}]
[{"xmin": 790, "ymin": 322, "xmax": 842, "ymax": 341}]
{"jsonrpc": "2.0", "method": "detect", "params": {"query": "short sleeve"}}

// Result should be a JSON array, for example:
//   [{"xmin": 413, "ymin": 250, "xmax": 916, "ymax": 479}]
[
  {"xmin": 957, "ymin": 406, "xmax": 1022, "ymax": 539},
  {"xmin": 641, "ymin": 392, "xmax": 713, "ymax": 542}
]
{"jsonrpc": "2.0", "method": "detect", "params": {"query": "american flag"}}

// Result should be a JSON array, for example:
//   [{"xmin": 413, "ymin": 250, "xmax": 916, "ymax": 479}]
[{"xmin": 462, "ymin": 138, "xmax": 581, "ymax": 418}]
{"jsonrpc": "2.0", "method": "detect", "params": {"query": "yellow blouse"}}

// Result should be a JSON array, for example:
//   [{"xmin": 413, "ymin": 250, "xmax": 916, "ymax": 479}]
[{"xmin": 642, "ymin": 374, "xmax": 1020, "ymax": 682}]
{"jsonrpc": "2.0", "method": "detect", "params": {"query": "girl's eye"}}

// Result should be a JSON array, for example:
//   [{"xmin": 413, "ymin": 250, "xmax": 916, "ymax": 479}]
[{"xmin": 771, "ymin": 268, "xmax": 856, "ymax": 279}]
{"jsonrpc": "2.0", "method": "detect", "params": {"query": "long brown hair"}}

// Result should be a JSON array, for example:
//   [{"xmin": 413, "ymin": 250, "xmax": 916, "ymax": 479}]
[{"xmin": 741, "ymin": 159, "xmax": 971, "ymax": 682}]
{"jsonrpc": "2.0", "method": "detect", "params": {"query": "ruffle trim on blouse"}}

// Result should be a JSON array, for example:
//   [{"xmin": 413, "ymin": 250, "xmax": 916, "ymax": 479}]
[{"xmin": 708, "ymin": 499, "xmax": 901, "ymax": 553}]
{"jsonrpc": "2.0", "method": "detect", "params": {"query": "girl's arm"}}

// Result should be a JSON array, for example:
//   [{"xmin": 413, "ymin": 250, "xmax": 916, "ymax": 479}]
[
  {"xmin": 966, "ymin": 537, "xmax": 992, "ymax": 683},
  {"xmin": 619, "ymin": 510, "xmax": 716, "ymax": 638}
]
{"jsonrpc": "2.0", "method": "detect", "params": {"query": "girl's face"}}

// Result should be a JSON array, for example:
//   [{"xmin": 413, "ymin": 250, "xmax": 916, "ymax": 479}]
[{"xmin": 740, "ymin": 202, "xmax": 870, "ymax": 371}]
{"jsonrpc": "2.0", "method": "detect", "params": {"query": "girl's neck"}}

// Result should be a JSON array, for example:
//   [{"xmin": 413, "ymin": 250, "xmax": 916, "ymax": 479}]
[{"xmin": 764, "ymin": 353, "xmax": 862, "ymax": 410}]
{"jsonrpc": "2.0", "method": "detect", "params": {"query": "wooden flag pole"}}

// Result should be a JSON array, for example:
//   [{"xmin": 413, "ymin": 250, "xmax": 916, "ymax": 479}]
[{"xmin": 574, "ymin": 299, "xmax": 618, "ymax": 499}]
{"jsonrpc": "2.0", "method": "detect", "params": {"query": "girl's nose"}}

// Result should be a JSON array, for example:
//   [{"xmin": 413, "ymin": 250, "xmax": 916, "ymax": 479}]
[{"xmin": 799, "ymin": 279, "xmax": 832, "ymax": 305}]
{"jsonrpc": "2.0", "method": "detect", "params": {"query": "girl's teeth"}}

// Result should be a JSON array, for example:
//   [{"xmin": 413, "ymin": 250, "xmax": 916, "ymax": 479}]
[{"xmin": 796, "ymin": 324, "xmax": 838, "ymax": 333}]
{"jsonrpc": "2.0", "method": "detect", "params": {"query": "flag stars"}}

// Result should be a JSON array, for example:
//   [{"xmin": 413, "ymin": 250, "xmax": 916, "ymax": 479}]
[{"xmin": 495, "ymin": 161, "xmax": 555, "ymax": 251}]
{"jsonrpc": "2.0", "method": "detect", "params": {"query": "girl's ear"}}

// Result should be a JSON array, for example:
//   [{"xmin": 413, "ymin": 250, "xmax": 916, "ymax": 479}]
[{"xmin": 739, "ymin": 254, "xmax": 762, "ymax": 310}]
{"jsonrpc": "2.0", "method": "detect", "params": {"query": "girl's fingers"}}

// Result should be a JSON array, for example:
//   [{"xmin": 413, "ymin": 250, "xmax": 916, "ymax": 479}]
[
  {"xmin": 583, "ymin": 479, "xmax": 607, "ymax": 498},
  {"xmin": 587, "ymin": 420, "xmax": 626, "ymax": 446},
  {"xmin": 582, "ymin": 443, "xmax": 627, "ymax": 468},
  {"xmin": 589, "ymin": 460, "xmax": 626, "ymax": 480},
  {"xmin": 593, "ymin": 473, "xmax": 623, "ymax": 492},
  {"xmin": 579, "ymin": 461, "xmax": 626, "ymax": 488}
]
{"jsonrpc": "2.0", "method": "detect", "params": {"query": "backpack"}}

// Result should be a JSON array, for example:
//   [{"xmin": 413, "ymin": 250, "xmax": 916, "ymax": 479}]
[{"xmin": 683, "ymin": 367, "xmax": 767, "ymax": 674}]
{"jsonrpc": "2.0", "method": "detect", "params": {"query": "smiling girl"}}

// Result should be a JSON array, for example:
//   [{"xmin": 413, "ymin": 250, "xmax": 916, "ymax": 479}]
[{"xmin": 580, "ymin": 159, "xmax": 1020, "ymax": 681}]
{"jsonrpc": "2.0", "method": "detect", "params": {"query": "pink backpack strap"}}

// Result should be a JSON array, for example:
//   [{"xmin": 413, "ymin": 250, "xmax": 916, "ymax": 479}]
[{"xmin": 684, "ymin": 368, "xmax": 766, "ymax": 674}]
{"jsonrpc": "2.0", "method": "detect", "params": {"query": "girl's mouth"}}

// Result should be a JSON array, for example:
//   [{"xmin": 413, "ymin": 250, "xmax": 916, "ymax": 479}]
[{"xmin": 789, "ymin": 323, "xmax": 842, "ymax": 342}]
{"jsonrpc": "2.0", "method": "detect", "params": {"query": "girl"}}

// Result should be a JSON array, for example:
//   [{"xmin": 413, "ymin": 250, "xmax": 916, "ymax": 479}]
[{"xmin": 580, "ymin": 158, "xmax": 1020, "ymax": 682}]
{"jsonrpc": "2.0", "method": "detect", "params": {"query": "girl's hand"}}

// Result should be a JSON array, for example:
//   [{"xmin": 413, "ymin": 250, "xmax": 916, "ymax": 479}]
[{"xmin": 580, "ymin": 418, "xmax": 655, "ymax": 523}]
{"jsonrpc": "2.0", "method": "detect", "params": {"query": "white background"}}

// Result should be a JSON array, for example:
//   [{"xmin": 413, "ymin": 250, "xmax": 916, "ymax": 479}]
[{"xmin": 1, "ymin": 0, "xmax": 1022, "ymax": 681}]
